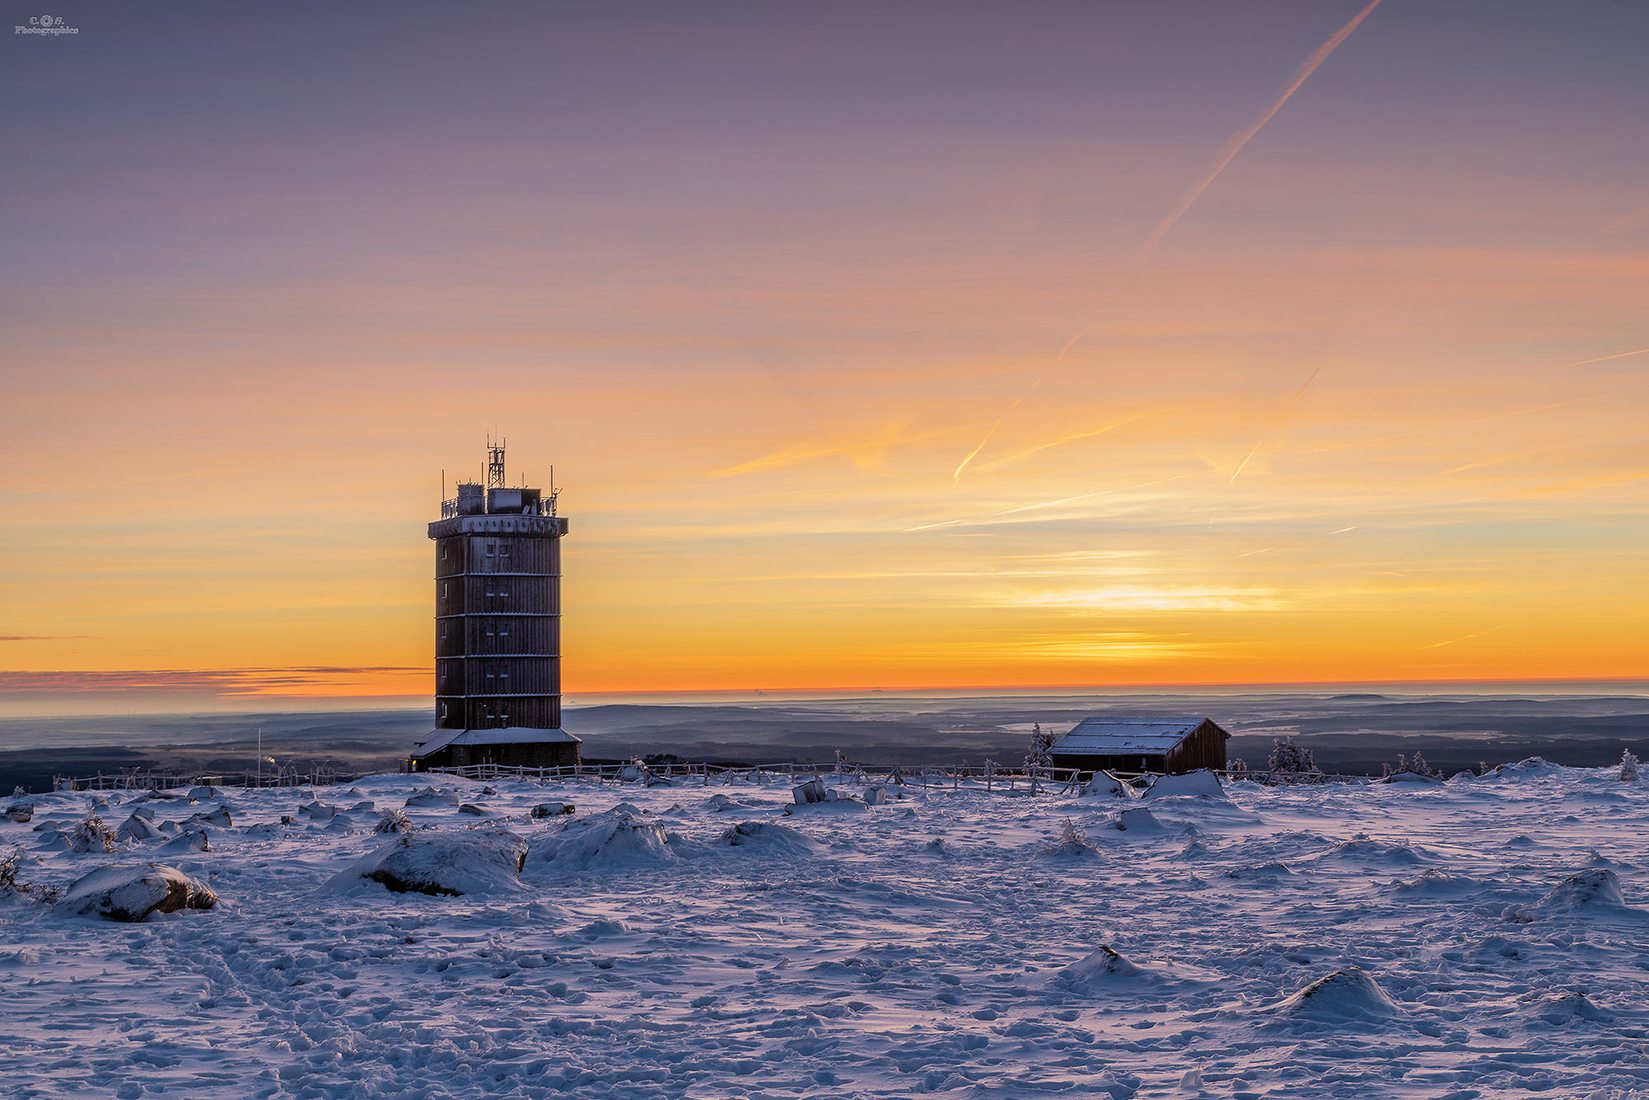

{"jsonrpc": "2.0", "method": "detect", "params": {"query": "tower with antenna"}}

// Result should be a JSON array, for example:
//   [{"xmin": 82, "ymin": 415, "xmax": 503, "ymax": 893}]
[{"xmin": 409, "ymin": 439, "xmax": 580, "ymax": 771}]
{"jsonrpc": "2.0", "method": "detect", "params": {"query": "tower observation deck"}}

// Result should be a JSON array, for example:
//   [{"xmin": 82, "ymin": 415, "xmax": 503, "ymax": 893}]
[{"xmin": 409, "ymin": 441, "xmax": 580, "ymax": 771}]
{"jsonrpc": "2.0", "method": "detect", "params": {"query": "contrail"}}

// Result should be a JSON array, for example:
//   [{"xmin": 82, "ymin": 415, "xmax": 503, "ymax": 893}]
[
  {"xmin": 1418, "ymin": 624, "xmax": 1510, "ymax": 652},
  {"xmin": 1562, "ymin": 346, "xmax": 1649, "ymax": 369},
  {"xmin": 952, "ymin": 370, "xmax": 1050, "ymax": 481},
  {"xmin": 1229, "ymin": 366, "xmax": 1322, "ymax": 483},
  {"xmin": 953, "ymin": 1, "xmax": 1379, "ymax": 479},
  {"xmin": 1135, "ymin": 0, "xmax": 1383, "ymax": 266}
]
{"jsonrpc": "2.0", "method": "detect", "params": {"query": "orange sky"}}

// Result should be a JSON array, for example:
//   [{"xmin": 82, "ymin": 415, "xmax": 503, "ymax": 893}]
[{"xmin": 2, "ymin": 4, "xmax": 1646, "ymax": 712}]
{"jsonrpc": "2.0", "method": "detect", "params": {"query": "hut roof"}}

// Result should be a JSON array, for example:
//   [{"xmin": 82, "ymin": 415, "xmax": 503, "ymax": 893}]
[
  {"xmin": 411, "ymin": 726, "xmax": 581, "ymax": 760},
  {"xmin": 1050, "ymin": 716, "xmax": 1220, "ymax": 756}
]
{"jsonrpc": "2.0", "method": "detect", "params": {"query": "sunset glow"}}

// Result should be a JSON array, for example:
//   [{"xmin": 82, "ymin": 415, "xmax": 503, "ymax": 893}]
[{"xmin": 3, "ymin": 3, "xmax": 1646, "ymax": 712}]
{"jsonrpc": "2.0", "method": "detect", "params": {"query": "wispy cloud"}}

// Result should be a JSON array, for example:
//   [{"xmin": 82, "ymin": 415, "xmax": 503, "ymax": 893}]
[
  {"xmin": 0, "ymin": 667, "xmax": 425, "ymax": 696},
  {"xmin": 715, "ymin": 423, "xmax": 940, "ymax": 478},
  {"xmin": 1012, "ymin": 585, "xmax": 1284, "ymax": 613}
]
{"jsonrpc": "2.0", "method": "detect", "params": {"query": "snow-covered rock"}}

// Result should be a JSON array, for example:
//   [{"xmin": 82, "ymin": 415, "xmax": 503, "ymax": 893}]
[
  {"xmin": 1142, "ymin": 770, "xmax": 1227, "ymax": 801},
  {"xmin": 716, "ymin": 821, "xmax": 821, "ymax": 856},
  {"xmin": 55, "ymin": 863, "xmax": 218, "ymax": 922},
  {"xmin": 526, "ymin": 809, "xmax": 681, "ymax": 874},
  {"xmin": 115, "ymin": 814, "xmax": 164, "ymax": 843},
  {"xmin": 158, "ymin": 828, "xmax": 210, "ymax": 855},
  {"xmin": 1109, "ymin": 806, "xmax": 1169, "ymax": 834},
  {"xmin": 1079, "ymin": 771, "xmax": 1136, "ymax": 799},
  {"xmin": 339, "ymin": 829, "xmax": 528, "ymax": 897},
  {"xmin": 404, "ymin": 788, "xmax": 460, "ymax": 808}
]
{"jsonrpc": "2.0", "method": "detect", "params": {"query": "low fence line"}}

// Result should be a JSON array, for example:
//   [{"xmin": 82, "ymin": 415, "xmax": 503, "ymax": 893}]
[{"xmin": 39, "ymin": 760, "xmax": 1377, "ymax": 795}]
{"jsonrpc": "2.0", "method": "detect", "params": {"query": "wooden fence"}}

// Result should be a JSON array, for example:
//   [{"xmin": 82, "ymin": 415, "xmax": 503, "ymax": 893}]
[{"xmin": 41, "ymin": 760, "xmax": 1376, "ymax": 795}]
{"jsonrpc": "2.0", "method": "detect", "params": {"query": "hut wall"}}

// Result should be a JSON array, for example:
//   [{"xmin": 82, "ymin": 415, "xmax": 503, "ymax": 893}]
[{"xmin": 1163, "ymin": 721, "xmax": 1229, "ymax": 773}]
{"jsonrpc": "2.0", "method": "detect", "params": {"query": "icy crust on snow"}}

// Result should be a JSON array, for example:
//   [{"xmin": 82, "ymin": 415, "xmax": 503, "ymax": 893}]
[{"xmin": 4, "ymin": 765, "xmax": 1649, "ymax": 1096}]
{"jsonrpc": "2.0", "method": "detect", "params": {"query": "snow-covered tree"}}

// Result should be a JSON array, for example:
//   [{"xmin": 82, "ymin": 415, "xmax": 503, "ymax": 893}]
[
  {"xmin": 1620, "ymin": 750, "xmax": 1642, "ymax": 782},
  {"xmin": 1268, "ymin": 737, "xmax": 1319, "ymax": 775},
  {"xmin": 1228, "ymin": 758, "xmax": 1248, "ymax": 778},
  {"xmin": 1025, "ymin": 722, "xmax": 1054, "ymax": 771}
]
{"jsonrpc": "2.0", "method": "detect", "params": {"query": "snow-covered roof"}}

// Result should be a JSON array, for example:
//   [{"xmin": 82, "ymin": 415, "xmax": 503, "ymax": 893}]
[
  {"xmin": 1050, "ymin": 716, "xmax": 1218, "ymax": 756},
  {"xmin": 411, "ymin": 726, "xmax": 581, "ymax": 759}
]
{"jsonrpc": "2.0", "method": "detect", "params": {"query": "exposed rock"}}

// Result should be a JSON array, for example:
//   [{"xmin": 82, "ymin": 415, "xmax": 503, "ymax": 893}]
[
  {"xmin": 531, "ymin": 802, "xmax": 576, "ymax": 818},
  {"xmin": 56, "ymin": 863, "xmax": 218, "ymax": 922}
]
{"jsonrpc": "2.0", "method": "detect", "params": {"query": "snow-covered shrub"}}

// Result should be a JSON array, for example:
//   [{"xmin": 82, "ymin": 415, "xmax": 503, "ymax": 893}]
[
  {"xmin": 0, "ymin": 845, "xmax": 21, "ymax": 893},
  {"xmin": 2, "ymin": 845, "xmax": 60, "ymax": 903},
  {"xmin": 1620, "ymin": 750, "xmax": 1641, "ymax": 782},
  {"xmin": 68, "ymin": 814, "xmax": 117, "ymax": 854},
  {"xmin": 374, "ymin": 808, "xmax": 413, "ymax": 834},
  {"xmin": 1227, "ymin": 758, "xmax": 1248, "ymax": 778},
  {"xmin": 1045, "ymin": 817, "xmax": 1097, "ymax": 858},
  {"xmin": 1268, "ymin": 738, "xmax": 1319, "ymax": 776}
]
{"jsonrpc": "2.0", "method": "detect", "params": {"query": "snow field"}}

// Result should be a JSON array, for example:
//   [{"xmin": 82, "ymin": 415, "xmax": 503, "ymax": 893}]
[{"xmin": 2, "ymin": 766, "xmax": 1648, "ymax": 1098}]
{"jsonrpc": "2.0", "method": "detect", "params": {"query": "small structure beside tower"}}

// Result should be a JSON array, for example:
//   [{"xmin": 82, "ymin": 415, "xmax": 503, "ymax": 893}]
[{"xmin": 409, "ymin": 440, "xmax": 581, "ymax": 771}]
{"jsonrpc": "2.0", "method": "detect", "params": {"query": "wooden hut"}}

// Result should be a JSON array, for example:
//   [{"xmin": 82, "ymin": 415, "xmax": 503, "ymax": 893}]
[{"xmin": 1048, "ymin": 716, "xmax": 1229, "ymax": 776}]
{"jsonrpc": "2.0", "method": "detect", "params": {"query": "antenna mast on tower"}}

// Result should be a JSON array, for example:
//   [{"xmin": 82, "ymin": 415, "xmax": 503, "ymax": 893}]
[{"xmin": 486, "ymin": 435, "xmax": 507, "ymax": 489}]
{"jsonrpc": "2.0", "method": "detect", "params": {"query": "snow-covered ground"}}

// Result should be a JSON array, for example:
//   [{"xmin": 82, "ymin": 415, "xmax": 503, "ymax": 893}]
[{"xmin": 4, "ymin": 764, "xmax": 1648, "ymax": 1098}]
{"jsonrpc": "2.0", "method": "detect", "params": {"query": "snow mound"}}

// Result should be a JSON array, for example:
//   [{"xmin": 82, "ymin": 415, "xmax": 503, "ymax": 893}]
[
  {"xmin": 717, "ymin": 821, "xmax": 821, "ymax": 856},
  {"xmin": 1079, "ymin": 772, "xmax": 1135, "ymax": 799},
  {"xmin": 783, "ymin": 797, "xmax": 868, "ymax": 816},
  {"xmin": 1535, "ymin": 868, "xmax": 1627, "ymax": 913},
  {"xmin": 1054, "ymin": 945, "xmax": 1215, "ymax": 991},
  {"xmin": 55, "ymin": 864, "xmax": 218, "ymax": 922},
  {"xmin": 527, "ymin": 809, "xmax": 682, "ymax": 874},
  {"xmin": 339, "ymin": 829, "xmax": 527, "ymax": 897},
  {"xmin": 1317, "ymin": 835, "xmax": 1430, "ymax": 866},
  {"xmin": 1381, "ymin": 770, "xmax": 1443, "ymax": 785},
  {"xmin": 704, "ymin": 793, "xmax": 740, "ymax": 812},
  {"xmin": 1142, "ymin": 770, "xmax": 1227, "ymax": 801},
  {"xmin": 1492, "ymin": 757, "xmax": 1564, "ymax": 779},
  {"xmin": 1055, "ymin": 945, "xmax": 1144, "ymax": 987},
  {"xmin": 1529, "ymin": 991, "xmax": 1613, "ymax": 1025},
  {"xmin": 404, "ymin": 788, "xmax": 460, "ymax": 808},
  {"xmin": 1273, "ymin": 966, "xmax": 1402, "ymax": 1021},
  {"xmin": 1389, "ymin": 869, "xmax": 1483, "ymax": 897},
  {"xmin": 1109, "ymin": 807, "xmax": 1169, "ymax": 834}
]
